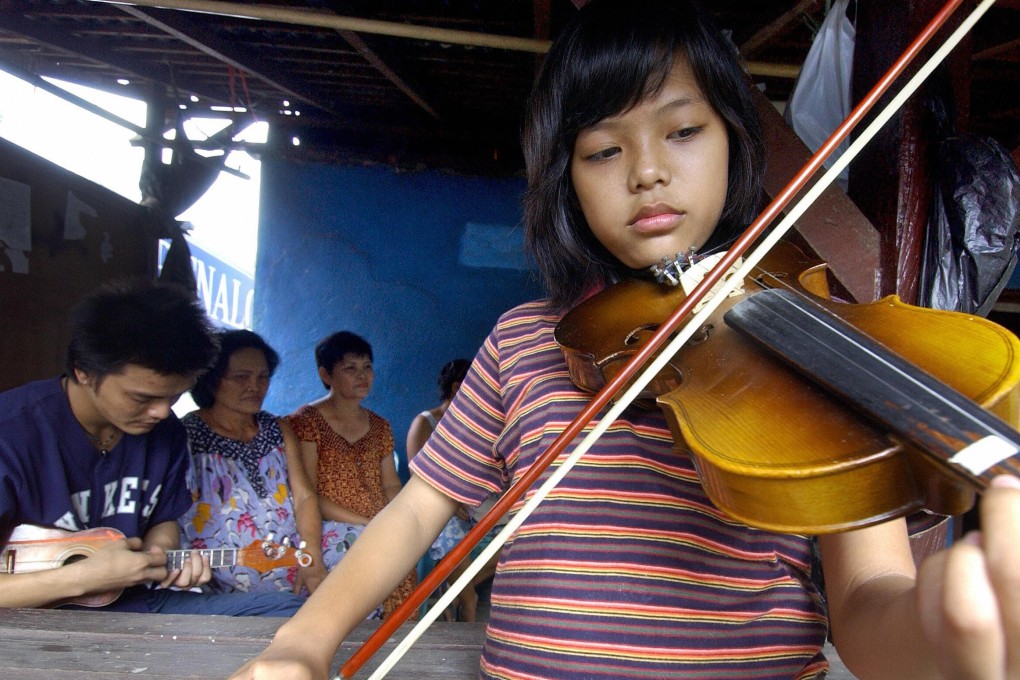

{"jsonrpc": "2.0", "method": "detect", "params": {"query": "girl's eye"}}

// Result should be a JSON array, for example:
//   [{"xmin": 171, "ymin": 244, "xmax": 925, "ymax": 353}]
[
  {"xmin": 670, "ymin": 126, "xmax": 701, "ymax": 141},
  {"xmin": 584, "ymin": 146, "xmax": 620, "ymax": 162}
]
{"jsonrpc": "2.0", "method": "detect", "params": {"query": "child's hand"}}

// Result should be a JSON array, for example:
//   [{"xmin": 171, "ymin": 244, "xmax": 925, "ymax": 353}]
[
  {"xmin": 294, "ymin": 562, "xmax": 327, "ymax": 595},
  {"xmin": 227, "ymin": 640, "xmax": 327, "ymax": 680},
  {"xmin": 917, "ymin": 475, "xmax": 1020, "ymax": 679}
]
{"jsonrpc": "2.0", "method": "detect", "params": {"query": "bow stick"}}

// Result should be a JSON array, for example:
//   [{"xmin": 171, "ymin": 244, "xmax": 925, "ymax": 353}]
[{"xmin": 342, "ymin": 1, "xmax": 995, "ymax": 677}]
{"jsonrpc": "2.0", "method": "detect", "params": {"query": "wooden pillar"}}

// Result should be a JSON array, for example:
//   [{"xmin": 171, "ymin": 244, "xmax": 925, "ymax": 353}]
[{"xmin": 846, "ymin": 0, "xmax": 972, "ymax": 304}]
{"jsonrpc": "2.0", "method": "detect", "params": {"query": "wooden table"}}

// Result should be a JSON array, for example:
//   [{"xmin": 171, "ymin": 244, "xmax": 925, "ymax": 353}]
[
  {"xmin": 0, "ymin": 608, "xmax": 486, "ymax": 678},
  {"xmin": 0, "ymin": 608, "xmax": 860, "ymax": 678}
]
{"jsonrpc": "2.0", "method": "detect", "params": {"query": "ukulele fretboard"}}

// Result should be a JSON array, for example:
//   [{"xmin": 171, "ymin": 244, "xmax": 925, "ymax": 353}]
[{"xmin": 166, "ymin": 548, "xmax": 238, "ymax": 570}]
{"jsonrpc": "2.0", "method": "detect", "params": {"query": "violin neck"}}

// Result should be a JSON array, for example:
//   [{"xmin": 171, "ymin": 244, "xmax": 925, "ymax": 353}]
[{"xmin": 725, "ymin": 290, "xmax": 1020, "ymax": 489}]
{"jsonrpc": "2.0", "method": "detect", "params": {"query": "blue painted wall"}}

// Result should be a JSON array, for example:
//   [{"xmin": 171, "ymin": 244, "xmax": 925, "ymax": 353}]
[{"xmin": 254, "ymin": 160, "xmax": 544, "ymax": 478}]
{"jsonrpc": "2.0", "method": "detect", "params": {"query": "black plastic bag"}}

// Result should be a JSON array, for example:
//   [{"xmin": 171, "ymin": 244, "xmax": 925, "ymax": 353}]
[{"xmin": 919, "ymin": 133, "xmax": 1020, "ymax": 315}]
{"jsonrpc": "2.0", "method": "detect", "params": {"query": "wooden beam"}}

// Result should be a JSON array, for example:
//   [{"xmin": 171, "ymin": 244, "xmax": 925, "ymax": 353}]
[
  {"xmin": 0, "ymin": 8, "xmax": 225, "ymax": 104},
  {"xmin": 335, "ymin": 29, "xmax": 438, "ymax": 119},
  {"xmin": 740, "ymin": 0, "xmax": 821, "ymax": 58},
  {"xmin": 85, "ymin": 0, "xmax": 809, "ymax": 83},
  {"xmin": 113, "ymin": 5, "xmax": 336, "ymax": 114},
  {"xmin": 847, "ymin": 0, "xmax": 971, "ymax": 305},
  {"xmin": 87, "ymin": 0, "xmax": 552, "ymax": 53},
  {"xmin": 752, "ymin": 88, "xmax": 880, "ymax": 302},
  {"xmin": 974, "ymin": 35, "xmax": 1020, "ymax": 60}
]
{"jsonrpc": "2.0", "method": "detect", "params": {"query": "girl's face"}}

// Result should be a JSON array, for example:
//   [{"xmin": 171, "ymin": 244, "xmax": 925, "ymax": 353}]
[
  {"xmin": 570, "ymin": 58, "xmax": 730, "ymax": 270},
  {"xmin": 325, "ymin": 353, "xmax": 374, "ymax": 401},
  {"xmin": 215, "ymin": 347, "xmax": 271, "ymax": 415}
]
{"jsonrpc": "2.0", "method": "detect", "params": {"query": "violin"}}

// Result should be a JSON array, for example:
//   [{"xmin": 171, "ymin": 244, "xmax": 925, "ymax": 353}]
[{"xmin": 556, "ymin": 238, "xmax": 1020, "ymax": 534}]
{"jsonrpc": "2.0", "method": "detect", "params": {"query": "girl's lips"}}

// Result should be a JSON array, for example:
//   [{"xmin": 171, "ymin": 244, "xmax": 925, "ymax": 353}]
[{"xmin": 629, "ymin": 211, "xmax": 684, "ymax": 235}]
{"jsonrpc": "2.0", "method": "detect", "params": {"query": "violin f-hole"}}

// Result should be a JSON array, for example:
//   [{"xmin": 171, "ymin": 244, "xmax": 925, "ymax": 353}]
[
  {"xmin": 625, "ymin": 323, "xmax": 713, "ymax": 347},
  {"xmin": 624, "ymin": 324, "xmax": 657, "ymax": 346},
  {"xmin": 689, "ymin": 324, "xmax": 713, "ymax": 345}
]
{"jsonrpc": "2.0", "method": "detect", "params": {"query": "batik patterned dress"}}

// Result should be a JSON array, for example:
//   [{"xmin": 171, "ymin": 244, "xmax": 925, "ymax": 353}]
[
  {"xmin": 180, "ymin": 411, "xmax": 353, "ymax": 594},
  {"xmin": 288, "ymin": 405, "xmax": 417, "ymax": 619}
]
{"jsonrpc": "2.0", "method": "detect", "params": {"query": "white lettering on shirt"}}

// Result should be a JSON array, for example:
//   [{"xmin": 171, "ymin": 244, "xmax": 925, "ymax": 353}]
[{"xmin": 117, "ymin": 477, "xmax": 139, "ymax": 514}]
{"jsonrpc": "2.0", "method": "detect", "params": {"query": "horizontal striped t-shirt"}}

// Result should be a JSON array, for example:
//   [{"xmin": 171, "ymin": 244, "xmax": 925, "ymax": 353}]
[{"xmin": 411, "ymin": 300, "xmax": 828, "ymax": 680}]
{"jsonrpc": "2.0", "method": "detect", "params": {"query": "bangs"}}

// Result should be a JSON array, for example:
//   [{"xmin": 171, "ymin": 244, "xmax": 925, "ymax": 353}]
[
  {"xmin": 562, "ymin": 43, "xmax": 679, "ymax": 137},
  {"xmin": 558, "ymin": 21, "xmax": 685, "ymax": 139}
]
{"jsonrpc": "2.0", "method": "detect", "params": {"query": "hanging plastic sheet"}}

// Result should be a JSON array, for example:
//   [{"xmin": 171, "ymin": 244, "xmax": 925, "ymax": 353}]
[
  {"xmin": 919, "ymin": 133, "xmax": 1020, "ymax": 315},
  {"xmin": 783, "ymin": 0, "xmax": 855, "ymax": 189}
]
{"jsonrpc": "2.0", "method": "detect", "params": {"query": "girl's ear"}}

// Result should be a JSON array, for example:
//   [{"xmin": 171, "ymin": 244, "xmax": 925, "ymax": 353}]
[{"xmin": 318, "ymin": 365, "xmax": 331, "ymax": 387}]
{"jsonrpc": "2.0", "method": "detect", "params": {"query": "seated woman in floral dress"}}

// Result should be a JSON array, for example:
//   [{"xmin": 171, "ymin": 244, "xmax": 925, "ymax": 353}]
[{"xmin": 180, "ymin": 330, "xmax": 332, "ymax": 597}]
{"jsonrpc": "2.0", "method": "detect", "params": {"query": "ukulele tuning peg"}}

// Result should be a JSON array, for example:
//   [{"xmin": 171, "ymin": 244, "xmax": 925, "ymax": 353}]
[
  {"xmin": 297, "ymin": 540, "xmax": 307, "ymax": 550},
  {"xmin": 281, "ymin": 536, "xmax": 291, "ymax": 547},
  {"xmin": 295, "ymin": 547, "xmax": 313, "ymax": 568}
]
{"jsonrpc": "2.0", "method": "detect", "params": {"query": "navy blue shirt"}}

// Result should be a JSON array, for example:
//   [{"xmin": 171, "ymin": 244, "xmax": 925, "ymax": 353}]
[{"xmin": 0, "ymin": 378, "xmax": 193, "ymax": 611}]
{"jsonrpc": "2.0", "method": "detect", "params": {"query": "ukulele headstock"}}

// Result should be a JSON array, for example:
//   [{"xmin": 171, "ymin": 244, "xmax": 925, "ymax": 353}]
[{"xmin": 243, "ymin": 532, "xmax": 313, "ymax": 570}]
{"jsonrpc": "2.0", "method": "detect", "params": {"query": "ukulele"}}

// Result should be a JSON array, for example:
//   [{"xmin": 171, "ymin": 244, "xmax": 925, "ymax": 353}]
[{"xmin": 1, "ymin": 523, "xmax": 314, "ymax": 607}]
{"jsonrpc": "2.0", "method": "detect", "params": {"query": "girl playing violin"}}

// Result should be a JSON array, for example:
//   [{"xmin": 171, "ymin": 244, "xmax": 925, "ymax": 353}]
[{"xmin": 231, "ymin": 1, "xmax": 1020, "ymax": 678}]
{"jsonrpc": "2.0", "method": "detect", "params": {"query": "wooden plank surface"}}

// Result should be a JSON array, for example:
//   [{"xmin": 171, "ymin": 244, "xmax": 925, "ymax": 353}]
[
  {"xmin": 0, "ymin": 608, "xmax": 860, "ymax": 678},
  {"xmin": 0, "ymin": 608, "xmax": 484, "ymax": 679}
]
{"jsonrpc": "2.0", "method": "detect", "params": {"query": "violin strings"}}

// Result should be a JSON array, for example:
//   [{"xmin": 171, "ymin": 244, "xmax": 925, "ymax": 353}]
[
  {"xmin": 751, "ymin": 265, "xmax": 1007, "ymax": 444},
  {"xmin": 762, "ymin": 288, "xmax": 1010, "ymax": 440}
]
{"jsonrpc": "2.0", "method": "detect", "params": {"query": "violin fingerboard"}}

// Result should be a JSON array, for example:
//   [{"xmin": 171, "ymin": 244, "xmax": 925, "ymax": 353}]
[{"xmin": 725, "ymin": 289, "xmax": 1020, "ymax": 490}]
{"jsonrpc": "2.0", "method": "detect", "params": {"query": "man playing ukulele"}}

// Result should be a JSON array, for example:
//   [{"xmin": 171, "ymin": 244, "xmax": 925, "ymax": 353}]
[{"xmin": 0, "ymin": 280, "xmax": 305, "ymax": 616}]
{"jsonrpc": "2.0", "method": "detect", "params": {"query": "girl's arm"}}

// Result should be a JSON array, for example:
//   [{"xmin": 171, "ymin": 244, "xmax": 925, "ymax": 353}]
[
  {"xmin": 380, "ymin": 445, "xmax": 402, "ymax": 503},
  {"xmin": 821, "ymin": 476, "xmax": 1020, "ymax": 680},
  {"xmin": 405, "ymin": 414, "xmax": 433, "ymax": 461},
  {"xmin": 229, "ymin": 474, "xmax": 459, "ymax": 680},
  {"xmin": 297, "ymin": 439, "xmax": 373, "ymax": 525},
  {"xmin": 280, "ymin": 418, "xmax": 327, "ymax": 594}
]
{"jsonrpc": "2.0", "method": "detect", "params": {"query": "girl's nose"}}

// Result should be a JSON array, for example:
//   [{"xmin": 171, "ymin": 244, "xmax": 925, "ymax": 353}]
[{"xmin": 628, "ymin": 144, "xmax": 672, "ymax": 192}]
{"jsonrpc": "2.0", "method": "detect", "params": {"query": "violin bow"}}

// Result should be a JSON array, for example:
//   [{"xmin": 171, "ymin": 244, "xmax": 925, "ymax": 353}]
[{"xmin": 341, "ymin": 1, "xmax": 995, "ymax": 677}]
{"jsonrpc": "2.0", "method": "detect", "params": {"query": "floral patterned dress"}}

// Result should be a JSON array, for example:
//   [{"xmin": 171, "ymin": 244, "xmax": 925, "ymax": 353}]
[
  {"xmin": 287, "ymin": 405, "xmax": 417, "ymax": 619},
  {"xmin": 180, "ymin": 411, "xmax": 354, "ymax": 594}
]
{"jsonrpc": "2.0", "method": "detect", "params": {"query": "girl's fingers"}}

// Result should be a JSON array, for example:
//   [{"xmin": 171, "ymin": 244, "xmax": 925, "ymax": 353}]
[
  {"xmin": 936, "ymin": 537, "xmax": 1004, "ymax": 679},
  {"xmin": 981, "ymin": 476, "xmax": 1020, "ymax": 678},
  {"xmin": 916, "ymin": 476, "xmax": 1020, "ymax": 680}
]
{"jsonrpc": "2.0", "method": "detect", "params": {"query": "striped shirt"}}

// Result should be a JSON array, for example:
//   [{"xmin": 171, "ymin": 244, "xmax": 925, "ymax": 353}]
[{"xmin": 411, "ymin": 300, "xmax": 829, "ymax": 679}]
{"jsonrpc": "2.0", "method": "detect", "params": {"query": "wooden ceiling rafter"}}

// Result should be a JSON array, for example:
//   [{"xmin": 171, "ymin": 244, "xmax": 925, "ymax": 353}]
[
  {"xmin": 113, "ymin": 4, "xmax": 334, "ymax": 115},
  {"xmin": 335, "ymin": 28, "xmax": 439, "ymax": 120},
  {"xmin": 739, "ymin": 0, "xmax": 821, "ymax": 58},
  {"xmin": 86, "ymin": 0, "xmax": 552, "ymax": 54},
  {"xmin": 0, "ymin": 8, "xmax": 226, "ymax": 106}
]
